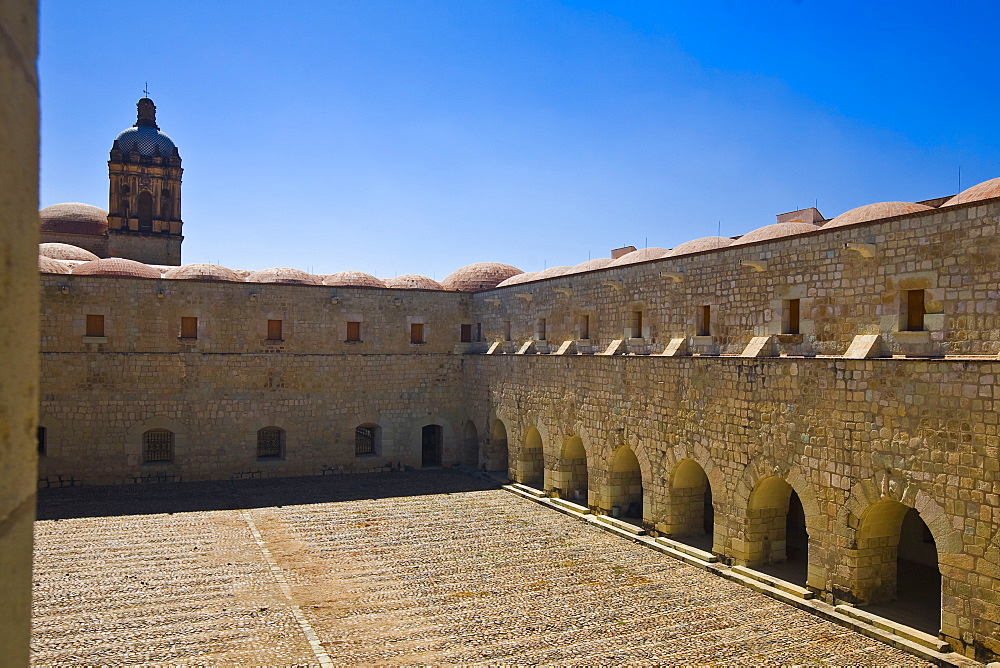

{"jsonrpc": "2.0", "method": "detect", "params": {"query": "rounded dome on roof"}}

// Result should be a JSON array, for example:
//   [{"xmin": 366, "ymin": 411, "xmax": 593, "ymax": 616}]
[
  {"xmin": 942, "ymin": 177, "xmax": 1000, "ymax": 207},
  {"xmin": 822, "ymin": 201, "xmax": 932, "ymax": 229},
  {"xmin": 730, "ymin": 221, "xmax": 820, "ymax": 246},
  {"xmin": 39, "ymin": 203, "xmax": 109, "ymax": 237},
  {"xmin": 245, "ymin": 267, "xmax": 321, "ymax": 285},
  {"xmin": 533, "ymin": 265, "xmax": 572, "ymax": 280},
  {"xmin": 38, "ymin": 255, "xmax": 70, "ymax": 274},
  {"xmin": 609, "ymin": 247, "xmax": 670, "ymax": 266},
  {"xmin": 72, "ymin": 257, "xmax": 161, "ymax": 279},
  {"xmin": 495, "ymin": 271, "xmax": 538, "ymax": 287},
  {"xmin": 163, "ymin": 263, "xmax": 243, "ymax": 282},
  {"xmin": 667, "ymin": 236, "xmax": 734, "ymax": 257},
  {"xmin": 384, "ymin": 274, "xmax": 443, "ymax": 290},
  {"xmin": 323, "ymin": 271, "xmax": 386, "ymax": 288},
  {"xmin": 565, "ymin": 258, "xmax": 615, "ymax": 274},
  {"xmin": 114, "ymin": 126, "xmax": 177, "ymax": 158},
  {"xmin": 39, "ymin": 242, "xmax": 99, "ymax": 261},
  {"xmin": 441, "ymin": 262, "xmax": 523, "ymax": 292}
]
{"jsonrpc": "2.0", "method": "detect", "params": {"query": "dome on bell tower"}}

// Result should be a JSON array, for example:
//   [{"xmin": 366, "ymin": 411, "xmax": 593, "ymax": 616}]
[{"xmin": 111, "ymin": 98, "xmax": 178, "ymax": 158}]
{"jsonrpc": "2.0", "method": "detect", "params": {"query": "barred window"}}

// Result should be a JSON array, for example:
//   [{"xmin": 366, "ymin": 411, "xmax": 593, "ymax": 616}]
[
  {"xmin": 355, "ymin": 424, "xmax": 379, "ymax": 456},
  {"xmin": 142, "ymin": 429, "xmax": 173, "ymax": 463},
  {"xmin": 257, "ymin": 427, "xmax": 284, "ymax": 459}
]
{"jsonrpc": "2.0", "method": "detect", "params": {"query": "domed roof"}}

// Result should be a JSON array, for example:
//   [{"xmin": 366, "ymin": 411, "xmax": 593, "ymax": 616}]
[
  {"xmin": 163, "ymin": 263, "xmax": 243, "ymax": 282},
  {"xmin": 822, "ymin": 201, "xmax": 932, "ymax": 229},
  {"xmin": 114, "ymin": 126, "xmax": 177, "ymax": 158},
  {"xmin": 39, "ymin": 203, "xmax": 109, "ymax": 237},
  {"xmin": 495, "ymin": 271, "xmax": 538, "ymax": 287},
  {"xmin": 565, "ymin": 258, "xmax": 615, "ymax": 274},
  {"xmin": 72, "ymin": 258, "xmax": 161, "ymax": 279},
  {"xmin": 245, "ymin": 267, "xmax": 321, "ymax": 285},
  {"xmin": 609, "ymin": 247, "xmax": 670, "ymax": 266},
  {"xmin": 384, "ymin": 274, "xmax": 443, "ymax": 290},
  {"xmin": 38, "ymin": 255, "xmax": 70, "ymax": 274},
  {"xmin": 730, "ymin": 222, "xmax": 820, "ymax": 246},
  {"xmin": 942, "ymin": 177, "xmax": 1000, "ymax": 207},
  {"xmin": 39, "ymin": 242, "xmax": 99, "ymax": 261},
  {"xmin": 441, "ymin": 262, "xmax": 523, "ymax": 292},
  {"xmin": 533, "ymin": 265, "xmax": 572, "ymax": 280},
  {"xmin": 323, "ymin": 271, "xmax": 386, "ymax": 288},
  {"xmin": 667, "ymin": 236, "xmax": 734, "ymax": 257}
]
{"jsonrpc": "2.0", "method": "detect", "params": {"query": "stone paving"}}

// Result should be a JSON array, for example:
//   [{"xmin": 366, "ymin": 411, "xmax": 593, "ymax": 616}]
[{"xmin": 32, "ymin": 470, "xmax": 929, "ymax": 666}]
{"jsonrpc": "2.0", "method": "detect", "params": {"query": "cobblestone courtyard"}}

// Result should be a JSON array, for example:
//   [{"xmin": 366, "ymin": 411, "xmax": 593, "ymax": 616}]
[{"xmin": 32, "ymin": 470, "xmax": 928, "ymax": 666}]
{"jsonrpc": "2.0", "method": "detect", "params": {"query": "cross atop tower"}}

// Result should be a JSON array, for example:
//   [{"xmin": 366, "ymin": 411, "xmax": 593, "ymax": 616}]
[{"xmin": 143, "ymin": 82, "xmax": 149, "ymax": 97}]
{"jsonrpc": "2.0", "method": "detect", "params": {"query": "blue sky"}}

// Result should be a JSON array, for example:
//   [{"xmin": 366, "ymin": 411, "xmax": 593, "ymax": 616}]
[{"xmin": 39, "ymin": 1, "xmax": 1000, "ymax": 279}]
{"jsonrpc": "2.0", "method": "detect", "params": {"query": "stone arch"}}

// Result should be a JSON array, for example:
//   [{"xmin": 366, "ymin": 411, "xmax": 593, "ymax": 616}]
[
  {"xmin": 600, "ymin": 444, "xmax": 645, "ymax": 524},
  {"xmin": 461, "ymin": 419, "xmax": 479, "ymax": 468},
  {"xmin": 838, "ymin": 473, "xmax": 961, "ymax": 636},
  {"xmin": 550, "ymin": 433, "xmax": 589, "ymax": 504},
  {"xmin": 125, "ymin": 416, "xmax": 189, "ymax": 468},
  {"xmin": 350, "ymin": 412, "xmax": 395, "ymax": 460},
  {"xmin": 487, "ymin": 417, "xmax": 509, "ymax": 475},
  {"xmin": 730, "ymin": 458, "xmax": 823, "ymax": 587},
  {"xmin": 516, "ymin": 425, "xmax": 545, "ymax": 488},
  {"xmin": 663, "ymin": 458, "xmax": 713, "ymax": 545}
]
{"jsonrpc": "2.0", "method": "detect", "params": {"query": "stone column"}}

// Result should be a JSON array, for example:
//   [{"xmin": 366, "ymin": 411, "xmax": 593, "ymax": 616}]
[{"xmin": 0, "ymin": 0, "xmax": 39, "ymax": 663}]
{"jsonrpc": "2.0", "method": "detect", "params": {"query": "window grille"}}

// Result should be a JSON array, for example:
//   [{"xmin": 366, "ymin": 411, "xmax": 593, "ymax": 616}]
[
  {"xmin": 257, "ymin": 427, "xmax": 283, "ymax": 459},
  {"xmin": 355, "ymin": 425, "xmax": 377, "ymax": 455},
  {"xmin": 143, "ymin": 429, "xmax": 173, "ymax": 463}
]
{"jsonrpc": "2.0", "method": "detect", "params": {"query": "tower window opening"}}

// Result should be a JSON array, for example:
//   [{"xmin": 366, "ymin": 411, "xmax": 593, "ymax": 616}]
[
  {"xmin": 137, "ymin": 191, "xmax": 153, "ymax": 231},
  {"xmin": 86, "ymin": 314, "xmax": 105, "ymax": 337},
  {"xmin": 903, "ymin": 289, "xmax": 926, "ymax": 331},
  {"xmin": 697, "ymin": 305, "xmax": 711, "ymax": 336},
  {"xmin": 267, "ymin": 319, "xmax": 283, "ymax": 341},
  {"xmin": 180, "ymin": 317, "xmax": 197, "ymax": 339},
  {"xmin": 783, "ymin": 299, "xmax": 800, "ymax": 335}
]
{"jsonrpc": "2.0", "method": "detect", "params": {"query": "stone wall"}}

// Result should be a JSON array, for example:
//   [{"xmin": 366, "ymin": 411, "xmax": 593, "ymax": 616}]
[
  {"xmin": 106, "ymin": 231, "xmax": 182, "ymax": 266},
  {"xmin": 467, "ymin": 353, "xmax": 999, "ymax": 659},
  {"xmin": 0, "ymin": 0, "xmax": 38, "ymax": 662},
  {"xmin": 473, "ymin": 200, "xmax": 1000, "ymax": 358}
]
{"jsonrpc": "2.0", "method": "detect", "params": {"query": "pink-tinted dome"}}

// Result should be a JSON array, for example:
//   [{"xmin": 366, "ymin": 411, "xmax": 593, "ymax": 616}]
[
  {"xmin": 323, "ymin": 271, "xmax": 386, "ymax": 288},
  {"xmin": 385, "ymin": 274, "xmax": 443, "ymax": 290},
  {"xmin": 730, "ymin": 222, "xmax": 820, "ymax": 246},
  {"xmin": 39, "ymin": 242, "xmax": 100, "ymax": 261},
  {"xmin": 667, "ymin": 236, "xmax": 734, "ymax": 257},
  {"xmin": 533, "ymin": 265, "xmax": 572, "ymax": 280},
  {"xmin": 495, "ymin": 271, "xmax": 538, "ymax": 287},
  {"xmin": 609, "ymin": 247, "xmax": 670, "ymax": 266},
  {"xmin": 565, "ymin": 258, "xmax": 614, "ymax": 275},
  {"xmin": 38, "ymin": 255, "xmax": 70, "ymax": 274},
  {"xmin": 245, "ymin": 267, "xmax": 321, "ymax": 285},
  {"xmin": 441, "ymin": 262, "xmax": 523, "ymax": 292},
  {"xmin": 163, "ymin": 263, "xmax": 243, "ymax": 282},
  {"xmin": 39, "ymin": 203, "xmax": 109, "ymax": 237},
  {"xmin": 72, "ymin": 258, "xmax": 161, "ymax": 279},
  {"xmin": 232, "ymin": 268, "xmax": 252, "ymax": 280},
  {"xmin": 822, "ymin": 201, "xmax": 932, "ymax": 229},
  {"xmin": 942, "ymin": 177, "xmax": 1000, "ymax": 207}
]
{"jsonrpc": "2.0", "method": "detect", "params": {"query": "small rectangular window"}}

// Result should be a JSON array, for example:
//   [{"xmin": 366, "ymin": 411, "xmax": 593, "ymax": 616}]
[
  {"xmin": 142, "ymin": 430, "xmax": 174, "ymax": 463},
  {"xmin": 267, "ymin": 319, "xmax": 283, "ymax": 340},
  {"xmin": 475, "ymin": 323, "xmax": 482, "ymax": 342},
  {"xmin": 697, "ymin": 305, "xmax": 711, "ymax": 336},
  {"xmin": 346, "ymin": 321, "xmax": 361, "ymax": 342},
  {"xmin": 905, "ymin": 290, "xmax": 925, "ymax": 331},
  {"xmin": 633, "ymin": 310, "xmax": 643, "ymax": 338},
  {"xmin": 460, "ymin": 324, "xmax": 472, "ymax": 343},
  {"xmin": 783, "ymin": 299, "xmax": 800, "ymax": 335},
  {"xmin": 86, "ymin": 314, "xmax": 105, "ymax": 337},
  {"xmin": 578, "ymin": 314, "xmax": 590, "ymax": 340},
  {"xmin": 504, "ymin": 321, "xmax": 512, "ymax": 341},
  {"xmin": 355, "ymin": 425, "xmax": 377, "ymax": 455},
  {"xmin": 536, "ymin": 318, "xmax": 547, "ymax": 341},
  {"xmin": 410, "ymin": 323, "xmax": 424, "ymax": 344},
  {"xmin": 180, "ymin": 316, "xmax": 198, "ymax": 339}
]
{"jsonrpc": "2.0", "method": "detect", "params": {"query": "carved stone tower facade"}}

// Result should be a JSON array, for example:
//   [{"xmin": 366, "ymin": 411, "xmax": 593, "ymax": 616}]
[{"xmin": 107, "ymin": 97, "xmax": 183, "ymax": 265}]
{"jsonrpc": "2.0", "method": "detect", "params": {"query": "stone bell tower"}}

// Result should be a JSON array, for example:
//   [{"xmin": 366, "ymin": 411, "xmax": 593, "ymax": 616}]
[{"xmin": 106, "ymin": 97, "xmax": 183, "ymax": 265}]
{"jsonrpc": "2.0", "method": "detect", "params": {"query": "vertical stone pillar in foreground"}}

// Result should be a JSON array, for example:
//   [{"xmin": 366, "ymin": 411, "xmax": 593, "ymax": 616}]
[{"xmin": 0, "ymin": 0, "xmax": 39, "ymax": 664}]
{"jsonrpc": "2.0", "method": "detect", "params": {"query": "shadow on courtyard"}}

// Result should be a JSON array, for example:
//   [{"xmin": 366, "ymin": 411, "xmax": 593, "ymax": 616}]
[{"xmin": 36, "ymin": 468, "xmax": 497, "ymax": 520}]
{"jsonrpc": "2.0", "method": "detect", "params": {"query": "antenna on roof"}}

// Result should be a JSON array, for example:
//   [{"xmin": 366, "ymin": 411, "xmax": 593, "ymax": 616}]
[{"xmin": 143, "ymin": 81, "xmax": 150, "ymax": 97}]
